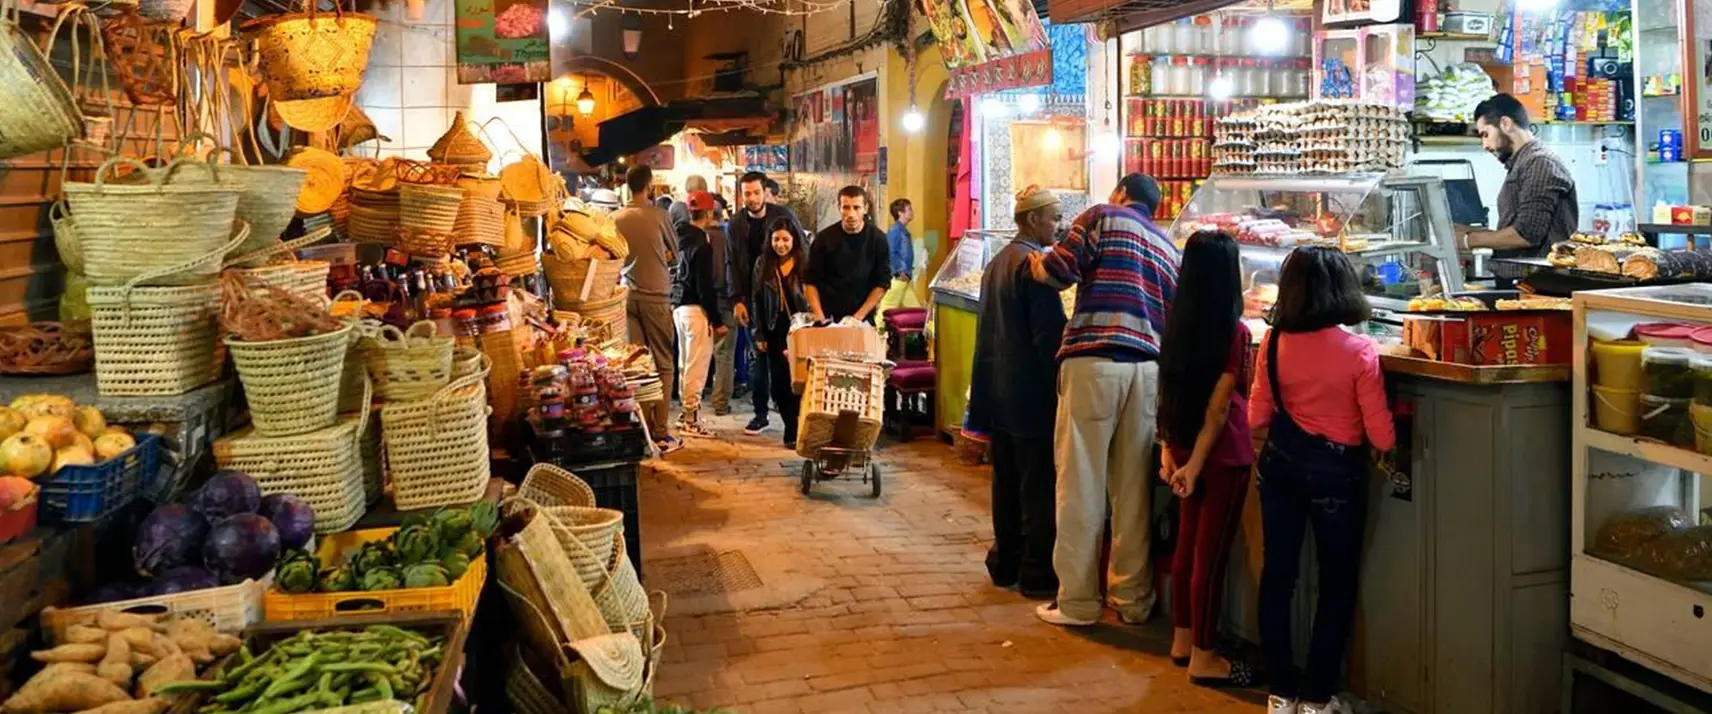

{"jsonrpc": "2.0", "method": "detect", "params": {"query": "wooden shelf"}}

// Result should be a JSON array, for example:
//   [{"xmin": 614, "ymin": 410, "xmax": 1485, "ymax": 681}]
[
  {"xmin": 1417, "ymin": 32, "xmax": 1493, "ymax": 41},
  {"xmin": 1582, "ymin": 427, "xmax": 1712, "ymax": 474}
]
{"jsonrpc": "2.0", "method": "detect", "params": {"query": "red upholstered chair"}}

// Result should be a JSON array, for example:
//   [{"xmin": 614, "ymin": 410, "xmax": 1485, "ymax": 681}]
[{"xmin": 882, "ymin": 308, "xmax": 934, "ymax": 441}]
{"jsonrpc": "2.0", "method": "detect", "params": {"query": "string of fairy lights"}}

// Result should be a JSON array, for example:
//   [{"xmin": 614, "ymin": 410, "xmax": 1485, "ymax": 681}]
[{"xmin": 566, "ymin": 0, "xmax": 853, "ymax": 21}]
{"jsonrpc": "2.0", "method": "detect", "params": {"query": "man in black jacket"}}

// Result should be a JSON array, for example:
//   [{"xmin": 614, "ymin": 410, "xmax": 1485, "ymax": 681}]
[
  {"xmin": 726, "ymin": 171, "xmax": 805, "ymax": 435},
  {"xmin": 804, "ymin": 185, "xmax": 890, "ymax": 323},
  {"xmin": 966, "ymin": 185, "xmax": 1067, "ymax": 599},
  {"xmin": 671, "ymin": 192, "xmax": 728, "ymax": 438}
]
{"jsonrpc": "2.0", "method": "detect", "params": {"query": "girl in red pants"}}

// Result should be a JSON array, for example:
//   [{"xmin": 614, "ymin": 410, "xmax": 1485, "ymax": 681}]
[{"xmin": 1156, "ymin": 230, "xmax": 1254, "ymax": 688}]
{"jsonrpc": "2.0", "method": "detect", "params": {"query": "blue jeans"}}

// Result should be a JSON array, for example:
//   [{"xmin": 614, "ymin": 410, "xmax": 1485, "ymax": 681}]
[{"xmin": 1257, "ymin": 432, "xmax": 1367, "ymax": 704}]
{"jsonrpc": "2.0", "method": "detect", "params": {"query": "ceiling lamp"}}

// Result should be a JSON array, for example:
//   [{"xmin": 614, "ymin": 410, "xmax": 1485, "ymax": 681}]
[{"xmin": 576, "ymin": 85, "xmax": 597, "ymax": 116}]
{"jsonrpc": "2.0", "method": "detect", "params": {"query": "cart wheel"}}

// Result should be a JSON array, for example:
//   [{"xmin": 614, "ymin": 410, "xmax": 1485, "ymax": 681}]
[
  {"xmin": 800, "ymin": 460, "xmax": 814, "ymax": 495},
  {"xmin": 869, "ymin": 461, "xmax": 882, "ymax": 498}
]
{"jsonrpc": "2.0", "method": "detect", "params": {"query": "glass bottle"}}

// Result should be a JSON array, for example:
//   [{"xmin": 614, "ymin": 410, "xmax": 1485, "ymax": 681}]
[
  {"xmin": 1173, "ymin": 18, "xmax": 1195, "ymax": 54},
  {"xmin": 1188, "ymin": 56, "xmax": 1207, "ymax": 96},
  {"xmin": 1152, "ymin": 55, "xmax": 1172, "ymax": 96}
]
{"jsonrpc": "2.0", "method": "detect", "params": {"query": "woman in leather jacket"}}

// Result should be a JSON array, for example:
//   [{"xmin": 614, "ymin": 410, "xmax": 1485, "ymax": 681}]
[{"xmin": 752, "ymin": 217, "xmax": 808, "ymax": 448}]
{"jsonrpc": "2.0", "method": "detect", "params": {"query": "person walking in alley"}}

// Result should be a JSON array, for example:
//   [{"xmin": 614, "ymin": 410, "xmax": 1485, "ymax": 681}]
[
  {"xmin": 1156, "ymin": 230, "xmax": 1256, "ymax": 687},
  {"xmin": 805, "ymin": 186, "xmax": 891, "ymax": 323},
  {"xmin": 1250, "ymin": 247, "xmax": 1395, "ymax": 714},
  {"xmin": 966, "ymin": 186, "xmax": 1067, "ymax": 600},
  {"xmin": 876, "ymin": 198, "xmax": 921, "ymax": 324},
  {"xmin": 668, "ymin": 174, "xmax": 708, "ymax": 228},
  {"xmin": 706, "ymin": 199, "xmax": 739, "ymax": 416},
  {"xmin": 612, "ymin": 165, "xmax": 681, "ymax": 454},
  {"xmin": 728, "ymin": 171, "xmax": 806, "ymax": 436},
  {"xmin": 752, "ymin": 217, "xmax": 808, "ymax": 449},
  {"xmin": 671, "ymin": 192, "xmax": 727, "ymax": 438},
  {"xmin": 1025, "ymin": 173, "xmax": 1179, "ymax": 627}
]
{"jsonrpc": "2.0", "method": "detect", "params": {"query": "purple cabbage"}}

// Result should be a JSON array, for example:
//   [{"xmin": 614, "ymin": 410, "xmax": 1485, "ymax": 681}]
[
  {"xmin": 257, "ymin": 494, "xmax": 316, "ymax": 551},
  {"xmin": 202, "ymin": 514, "xmax": 280, "ymax": 585},
  {"xmin": 150, "ymin": 566, "xmax": 219, "ymax": 595},
  {"xmin": 190, "ymin": 471, "xmax": 261, "ymax": 522},
  {"xmin": 133, "ymin": 504, "xmax": 209, "ymax": 577}
]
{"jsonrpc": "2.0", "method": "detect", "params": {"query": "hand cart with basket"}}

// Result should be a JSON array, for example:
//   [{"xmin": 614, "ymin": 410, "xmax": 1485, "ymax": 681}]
[{"xmin": 792, "ymin": 351, "xmax": 892, "ymax": 497}]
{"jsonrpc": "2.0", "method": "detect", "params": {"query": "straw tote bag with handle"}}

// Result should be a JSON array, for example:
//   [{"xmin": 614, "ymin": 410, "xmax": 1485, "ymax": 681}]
[
  {"xmin": 68, "ymin": 157, "xmax": 243, "ymax": 287},
  {"xmin": 0, "ymin": 0, "xmax": 83, "ymax": 160},
  {"xmin": 245, "ymin": 0, "xmax": 377, "ymax": 133}
]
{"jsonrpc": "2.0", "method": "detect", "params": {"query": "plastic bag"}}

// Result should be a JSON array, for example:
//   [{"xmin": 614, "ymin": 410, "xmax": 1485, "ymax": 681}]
[
  {"xmin": 1594, "ymin": 505, "xmax": 1687, "ymax": 560},
  {"xmin": 1641, "ymin": 525, "xmax": 1712, "ymax": 581}
]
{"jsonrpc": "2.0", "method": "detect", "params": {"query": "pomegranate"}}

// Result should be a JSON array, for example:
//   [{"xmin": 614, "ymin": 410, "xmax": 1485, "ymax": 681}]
[
  {"xmin": 73, "ymin": 406, "xmax": 107, "ymax": 438},
  {"xmin": 1, "ymin": 434, "xmax": 53, "ymax": 479},
  {"xmin": 70, "ymin": 432, "xmax": 93, "ymax": 457},
  {"xmin": 94, "ymin": 431, "xmax": 136, "ymax": 460},
  {"xmin": 52, "ymin": 445, "xmax": 94, "ymax": 472},
  {"xmin": 0, "ymin": 408, "xmax": 24, "ymax": 441},
  {"xmin": 0, "ymin": 477, "xmax": 33, "ymax": 511},
  {"xmin": 23, "ymin": 415, "xmax": 78, "ymax": 449},
  {"xmin": 18, "ymin": 395, "xmax": 74, "ymax": 420}
]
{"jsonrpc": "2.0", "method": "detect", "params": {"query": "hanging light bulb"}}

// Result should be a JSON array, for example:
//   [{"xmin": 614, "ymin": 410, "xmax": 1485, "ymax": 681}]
[
  {"xmin": 1017, "ymin": 93, "xmax": 1041, "ymax": 113},
  {"xmin": 576, "ymin": 87, "xmax": 596, "ymax": 116},
  {"xmin": 1207, "ymin": 73, "xmax": 1235, "ymax": 101},
  {"xmin": 1250, "ymin": 15, "xmax": 1289, "ymax": 55},
  {"xmin": 901, "ymin": 105, "xmax": 925, "ymax": 133},
  {"xmin": 1044, "ymin": 127, "xmax": 1062, "ymax": 149},
  {"xmin": 1094, "ymin": 131, "xmax": 1121, "ymax": 160}
]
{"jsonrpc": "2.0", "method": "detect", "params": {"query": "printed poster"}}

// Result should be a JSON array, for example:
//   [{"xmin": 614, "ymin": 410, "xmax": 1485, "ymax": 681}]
[
  {"xmin": 454, "ymin": 0, "xmax": 550, "ymax": 84},
  {"xmin": 847, "ymin": 79, "xmax": 879, "ymax": 173},
  {"xmin": 915, "ymin": 0, "xmax": 985, "ymax": 68},
  {"xmin": 789, "ymin": 78, "xmax": 879, "ymax": 175}
]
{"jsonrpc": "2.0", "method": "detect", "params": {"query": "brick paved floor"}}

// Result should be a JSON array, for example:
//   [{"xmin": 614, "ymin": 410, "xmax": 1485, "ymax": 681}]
[{"xmin": 639, "ymin": 408, "xmax": 1264, "ymax": 714}]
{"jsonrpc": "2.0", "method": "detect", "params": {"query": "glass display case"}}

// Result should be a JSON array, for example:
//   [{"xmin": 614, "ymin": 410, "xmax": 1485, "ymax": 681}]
[
  {"xmin": 1573, "ymin": 283, "xmax": 1712, "ymax": 692},
  {"xmin": 1636, "ymin": 0, "xmax": 1688, "ymax": 211},
  {"xmin": 1168, "ymin": 172, "xmax": 1463, "ymax": 317},
  {"xmin": 928, "ymin": 230, "xmax": 1016, "ymax": 306}
]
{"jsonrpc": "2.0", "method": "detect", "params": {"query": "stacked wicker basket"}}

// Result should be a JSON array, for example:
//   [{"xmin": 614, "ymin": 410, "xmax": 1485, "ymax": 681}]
[
  {"xmin": 544, "ymin": 204, "xmax": 629, "ymax": 343},
  {"xmin": 363, "ymin": 320, "xmax": 495, "ymax": 511}
]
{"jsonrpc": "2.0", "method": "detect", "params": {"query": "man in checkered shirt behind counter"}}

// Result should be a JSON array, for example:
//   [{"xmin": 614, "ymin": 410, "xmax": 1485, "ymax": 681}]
[{"xmin": 1458, "ymin": 93, "xmax": 1578, "ymax": 259}]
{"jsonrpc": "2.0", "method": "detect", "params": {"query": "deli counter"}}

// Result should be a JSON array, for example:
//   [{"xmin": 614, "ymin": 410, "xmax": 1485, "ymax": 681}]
[{"xmin": 929, "ymin": 230, "xmax": 1017, "ymax": 436}]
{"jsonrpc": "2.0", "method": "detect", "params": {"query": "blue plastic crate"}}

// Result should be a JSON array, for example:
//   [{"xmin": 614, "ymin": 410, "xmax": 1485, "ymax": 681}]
[{"xmin": 37, "ymin": 433, "xmax": 163, "ymax": 523}]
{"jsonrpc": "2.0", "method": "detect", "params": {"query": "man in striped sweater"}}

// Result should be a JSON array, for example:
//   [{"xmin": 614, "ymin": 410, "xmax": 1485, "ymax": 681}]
[{"xmin": 1026, "ymin": 173, "xmax": 1180, "ymax": 628}]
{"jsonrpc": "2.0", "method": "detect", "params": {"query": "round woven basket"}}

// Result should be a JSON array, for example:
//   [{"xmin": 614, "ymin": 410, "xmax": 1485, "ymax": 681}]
[
  {"xmin": 364, "ymin": 321, "xmax": 453, "ymax": 402},
  {"xmin": 68, "ymin": 157, "xmax": 242, "ymax": 287},
  {"xmin": 227, "ymin": 321, "xmax": 354, "ymax": 437},
  {"xmin": 541, "ymin": 505, "xmax": 622, "ymax": 588},
  {"xmin": 0, "ymin": 24, "xmax": 82, "ymax": 162},
  {"xmin": 246, "ymin": 7, "xmax": 377, "ymax": 103},
  {"xmin": 400, "ymin": 183, "xmax": 463, "ymax": 233},
  {"xmin": 553, "ymin": 286, "xmax": 627, "ymax": 330},
  {"xmin": 543, "ymin": 251, "xmax": 623, "ymax": 303}
]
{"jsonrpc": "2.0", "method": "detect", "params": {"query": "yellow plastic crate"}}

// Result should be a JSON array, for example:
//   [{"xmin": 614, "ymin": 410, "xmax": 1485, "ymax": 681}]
[{"xmin": 261, "ymin": 527, "xmax": 486, "ymax": 625}]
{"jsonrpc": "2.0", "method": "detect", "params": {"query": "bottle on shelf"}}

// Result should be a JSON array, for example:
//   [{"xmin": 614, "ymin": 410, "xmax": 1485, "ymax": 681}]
[
  {"xmin": 1172, "ymin": 18, "xmax": 1195, "ymax": 54},
  {"xmin": 1131, "ymin": 54, "xmax": 1153, "ymax": 96},
  {"xmin": 1188, "ymin": 56, "xmax": 1207, "ymax": 96},
  {"xmin": 1151, "ymin": 55, "xmax": 1172, "ymax": 96}
]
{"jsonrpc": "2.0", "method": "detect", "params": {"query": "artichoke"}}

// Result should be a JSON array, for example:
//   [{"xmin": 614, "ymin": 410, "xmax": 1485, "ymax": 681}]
[
  {"xmin": 277, "ymin": 548, "xmax": 317, "ymax": 568},
  {"xmin": 453, "ymin": 531, "xmax": 485, "ymax": 559},
  {"xmin": 440, "ymin": 551, "xmax": 470, "ymax": 581},
  {"xmin": 318, "ymin": 565, "xmax": 356, "ymax": 593},
  {"xmin": 392, "ymin": 524, "xmax": 440, "ymax": 565},
  {"xmin": 360, "ymin": 566, "xmax": 402, "ymax": 591},
  {"xmin": 468, "ymin": 501, "xmax": 500, "ymax": 538},
  {"xmin": 403, "ymin": 563, "xmax": 450, "ymax": 588},
  {"xmin": 433, "ymin": 508, "xmax": 473, "ymax": 543},
  {"xmin": 277, "ymin": 556, "xmax": 320, "ymax": 594},
  {"xmin": 400, "ymin": 512, "xmax": 433, "ymax": 531},
  {"xmin": 351, "ymin": 541, "xmax": 395, "ymax": 575}
]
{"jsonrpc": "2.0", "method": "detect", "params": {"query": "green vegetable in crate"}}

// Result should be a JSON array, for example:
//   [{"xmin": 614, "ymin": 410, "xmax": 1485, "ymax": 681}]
[
  {"xmin": 351, "ymin": 541, "xmax": 394, "ymax": 575},
  {"xmin": 278, "ymin": 554, "xmax": 321, "ymax": 594},
  {"xmin": 400, "ymin": 512, "xmax": 432, "ymax": 531},
  {"xmin": 391, "ymin": 525, "xmax": 439, "ymax": 565},
  {"xmin": 439, "ymin": 551, "xmax": 469, "ymax": 580},
  {"xmin": 452, "ymin": 531, "xmax": 484, "ymax": 560},
  {"xmin": 431, "ymin": 508, "xmax": 472, "ymax": 542},
  {"xmin": 318, "ymin": 564, "xmax": 356, "ymax": 593},
  {"xmin": 468, "ymin": 500, "xmax": 499, "ymax": 538},
  {"xmin": 360, "ymin": 566, "xmax": 402, "ymax": 591},
  {"xmin": 402, "ymin": 563, "xmax": 449, "ymax": 588},
  {"xmin": 153, "ymin": 625, "xmax": 447, "ymax": 714}
]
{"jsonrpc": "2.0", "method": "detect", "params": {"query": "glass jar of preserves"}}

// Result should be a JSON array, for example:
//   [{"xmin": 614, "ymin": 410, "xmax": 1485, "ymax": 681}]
[
  {"xmin": 1187, "ymin": 57, "xmax": 1206, "ymax": 96},
  {"xmin": 1172, "ymin": 18, "xmax": 1195, "ymax": 54},
  {"xmin": 1219, "ymin": 16, "xmax": 1243, "ymax": 56},
  {"xmin": 1131, "ymin": 54, "xmax": 1153, "ymax": 95},
  {"xmin": 1255, "ymin": 59, "xmax": 1274, "ymax": 96},
  {"xmin": 1151, "ymin": 56, "xmax": 1172, "ymax": 97}
]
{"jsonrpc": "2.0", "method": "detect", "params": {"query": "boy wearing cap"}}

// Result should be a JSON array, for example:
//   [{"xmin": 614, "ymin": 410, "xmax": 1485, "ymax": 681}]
[
  {"xmin": 1026, "ymin": 173, "xmax": 1180, "ymax": 628},
  {"xmin": 671, "ymin": 191, "xmax": 729, "ymax": 438},
  {"xmin": 967, "ymin": 185, "xmax": 1067, "ymax": 599}
]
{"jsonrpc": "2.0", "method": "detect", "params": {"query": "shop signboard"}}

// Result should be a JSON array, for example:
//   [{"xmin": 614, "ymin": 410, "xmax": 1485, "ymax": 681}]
[
  {"xmin": 453, "ymin": 0, "xmax": 550, "ymax": 84},
  {"xmin": 920, "ymin": 0, "xmax": 1054, "ymax": 98}
]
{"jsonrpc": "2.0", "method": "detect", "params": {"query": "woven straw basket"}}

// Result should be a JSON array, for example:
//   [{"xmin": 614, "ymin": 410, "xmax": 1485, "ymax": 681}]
[
  {"xmin": 495, "ymin": 251, "xmax": 539, "ymax": 280},
  {"xmin": 519, "ymin": 464, "xmax": 651, "ymax": 637},
  {"xmin": 566, "ymin": 632, "xmax": 648, "ymax": 712},
  {"xmin": 214, "ymin": 411, "xmax": 369, "ymax": 534},
  {"xmin": 796, "ymin": 357, "xmax": 886, "ymax": 457},
  {"xmin": 50, "ymin": 200, "xmax": 83, "ymax": 274},
  {"xmin": 401, "ymin": 183, "xmax": 464, "ymax": 233},
  {"xmin": 450, "ymin": 346, "xmax": 484, "ymax": 379},
  {"xmin": 381, "ymin": 359, "xmax": 492, "ymax": 510},
  {"xmin": 231, "ymin": 261, "xmax": 330, "ymax": 308},
  {"xmin": 227, "ymin": 321, "xmax": 354, "ymax": 437},
  {"xmin": 553, "ymin": 287, "xmax": 627, "ymax": 337},
  {"xmin": 69, "ymin": 157, "xmax": 242, "ymax": 287},
  {"xmin": 456, "ymin": 172, "xmax": 502, "ymax": 200},
  {"xmin": 454, "ymin": 194, "xmax": 504, "ymax": 247},
  {"xmin": 401, "ymin": 228, "xmax": 454, "ymax": 258},
  {"xmin": 543, "ymin": 252, "xmax": 623, "ymax": 303},
  {"xmin": 429, "ymin": 113, "xmax": 492, "ymax": 166},
  {"xmin": 129, "ymin": 145, "xmax": 313, "ymax": 262},
  {"xmin": 0, "ymin": 21, "xmax": 82, "ymax": 162},
  {"xmin": 363, "ymin": 320, "xmax": 454, "ymax": 402},
  {"xmin": 504, "ymin": 643, "xmax": 570, "ymax": 714},
  {"xmin": 246, "ymin": 6, "xmax": 376, "ymax": 103}
]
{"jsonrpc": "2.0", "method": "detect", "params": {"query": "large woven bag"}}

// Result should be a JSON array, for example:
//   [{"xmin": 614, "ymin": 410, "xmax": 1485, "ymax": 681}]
[
  {"xmin": 213, "ymin": 162, "xmax": 310, "ymax": 259},
  {"xmin": 400, "ymin": 183, "xmax": 463, "ymax": 232},
  {"xmin": 381, "ymin": 359, "xmax": 492, "ymax": 510},
  {"xmin": 68, "ymin": 157, "xmax": 243, "ymax": 286},
  {"xmin": 227, "ymin": 321, "xmax": 354, "ymax": 437},
  {"xmin": 363, "ymin": 320, "xmax": 454, "ymax": 402},
  {"xmin": 245, "ymin": 3, "xmax": 376, "ymax": 132},
  {"xmin": 0, "ymin": 0, "xmax": 82, "ymax": 161},
  {"xmin": 213, "ymin": 380, "xmax": 370, "ymax": 533},
  {"xmin": 542, "ymin": 250, "xmax": 623, "ymax": 303},
  {"xmin": 454, "ymin": 193, "xmax": 504, "ymax": 247}
]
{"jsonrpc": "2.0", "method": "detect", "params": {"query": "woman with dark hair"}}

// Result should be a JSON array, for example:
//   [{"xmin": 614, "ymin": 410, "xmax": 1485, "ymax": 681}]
[
  {"xmin": 1156, "ymin": 230, "xmax": 1254, "ymax": 688},
  {"xmin": 752, "ymin": 216, "xmax": 808, "ymax": 448},
  {"xmin": 1251, "ymin": 246, "xmax": 1395, "ymax": 714}
]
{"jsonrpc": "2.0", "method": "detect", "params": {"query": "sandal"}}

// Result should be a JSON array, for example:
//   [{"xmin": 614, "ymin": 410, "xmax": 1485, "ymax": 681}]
[{"xmin": 1190, "ymin": 659, "xmax": 1258, "ymax": 689}]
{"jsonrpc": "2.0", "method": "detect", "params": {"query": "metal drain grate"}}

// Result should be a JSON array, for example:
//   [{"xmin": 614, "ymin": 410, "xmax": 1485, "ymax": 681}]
[{"xmin": 650, "ymin": 549, "xmax": 764, "ymax": 598}]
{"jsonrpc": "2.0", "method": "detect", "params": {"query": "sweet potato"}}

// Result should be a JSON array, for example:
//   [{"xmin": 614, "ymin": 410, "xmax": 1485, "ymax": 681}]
[
  {"xmin": 134, "ymin": 653, "xmax": 194, "ymax": 699},
  {"xmin": 96, "ymin": 634, "xmax": 132, "ymax": 687},
  {"xmin": 73, "ymin": 699, "xmax": 168, "ymax": 714},
  {"xmin": 129, "ymin": 651, "xmax": 157, "ymax": 668},
  {"xmin": 115, "ymin": 628, "xmax": 156, "ymax": 656},
  {"xmin": 30, "ymin": 643, "xmax": 106, "ymax": 663},
  {"xmin": 96, "ymin": 611, "xmax": 158, "ymax": 631},
  {"xmin": 165, "ymin": 620, "xmax": 213, "ymax": 664},
  {"xmin": 207, "ymin": 633, "xmax": 241, "ymax": 658},
  {"xmin": 0, "ymin": 670, "xmax": 129, "ymax": 714},
  {"xmin": 63, "ymin": 625, "xmax": 108, "ymax": 645},
  {"xmin": 150, "ymin": 634, "xmax": 180, "ymax": 658},
  {"xmin": 37, "ymin": 663, "xmax": 97, "ymax": 676}
]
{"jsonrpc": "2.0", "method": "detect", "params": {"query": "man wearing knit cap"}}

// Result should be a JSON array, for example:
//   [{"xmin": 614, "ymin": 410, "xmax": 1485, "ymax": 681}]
[
  {"xmin": 967, "ymin": 185, "xmax": 1067, "ymax": 599},
  {"xmin": 1027, "ymin": 172, "xmax": 1179, "ymax": 628}
]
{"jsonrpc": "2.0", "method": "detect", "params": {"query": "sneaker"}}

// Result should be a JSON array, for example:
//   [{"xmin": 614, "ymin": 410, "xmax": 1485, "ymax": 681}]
[
  {"xmin": 654, "ymin": 437, "xmax": 684, "ymax": 455},
  {"xmin": 713, "ymin": 405, "xmax": 730, "ymax": 416},
  {"xmin": 679, "ymin": 420, "xmax": 714, "ymax": 438},
  {"xmin": 1268, "ymin": 696, "xmax": 1300, "ymax": 714},
  {"xmin": 784, "ymin": 439, "xmax": 797, "ymax": 451},
  {"xmin": 1299, "ymin": 698, "xmax": 1352, "ymax": 714},
  {"xmin": 744, "ymin": 416, "xmax": 770, "ymax": 435},
  {"xmin": 1034, "ymin": 602, "xmax": 1097, "ymax": 627}
]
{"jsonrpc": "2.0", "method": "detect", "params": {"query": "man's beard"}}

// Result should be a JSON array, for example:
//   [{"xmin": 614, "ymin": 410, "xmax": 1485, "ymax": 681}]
[
  {"xmin": 1493, "ymin": 134, "xmax": 1516, "ymax": 164},
  {"xmin": 842, "ymin": 218, "xmax": 863, "ymax": 232}
]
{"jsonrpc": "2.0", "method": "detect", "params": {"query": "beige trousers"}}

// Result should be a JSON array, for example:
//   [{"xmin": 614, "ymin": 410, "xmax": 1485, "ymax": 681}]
[{"xmin": 1052, "ymin": 356, "xmax": 1159, "ymax": 622}]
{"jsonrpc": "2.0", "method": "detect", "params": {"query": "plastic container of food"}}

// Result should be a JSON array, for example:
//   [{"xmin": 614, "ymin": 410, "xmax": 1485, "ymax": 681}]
[
  {"xmin": 1592, "ymin": 340, "xmax": 1648, "ymax": 390},
  {"xmin": 1695, "ymin": 355, "xmax": 1712, "ymax": 407},
  {"xmin": 1692, "ymin": 326, "xmax": 1712, "ymax": 354},
  {"xmin": 1639, "ymin": 394, "xmax": 1694, "ymax": 447},
  {"xmin": 1635, "ymin": 322, "xmax": 1696, "ymax": 348},
  {"xmin": 1692, "ymin": 402, "xmax": 1712, "ymax": 455},
  {"xmin": 1592, "ymin": 384, "xmax": 1641, "ymax": 435},
  {"xmin": 1642, "ymin": 347, "xmax": 1698, "ymax": 399}
]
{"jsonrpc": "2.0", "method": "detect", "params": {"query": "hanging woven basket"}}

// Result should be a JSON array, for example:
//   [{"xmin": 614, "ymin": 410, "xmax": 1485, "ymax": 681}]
[
  {"xmin": 0, "ymin": 22, "xmax": 82, "ymax": 161},
  {"xmin": 246, "ymin": 4, "xmax": 375, "ymax": 130}
]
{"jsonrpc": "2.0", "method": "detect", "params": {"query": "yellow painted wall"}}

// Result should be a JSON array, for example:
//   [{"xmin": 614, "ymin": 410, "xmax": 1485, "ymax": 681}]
[{"xmin": 882, "ymin": 45, "xmax": 952, "ymax": 302}]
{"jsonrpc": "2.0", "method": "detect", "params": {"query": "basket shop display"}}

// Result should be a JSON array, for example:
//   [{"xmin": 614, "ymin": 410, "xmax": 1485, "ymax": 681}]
[{"xmin": 381, "ymin": 361, "xmax": 493, "ymax": 511}]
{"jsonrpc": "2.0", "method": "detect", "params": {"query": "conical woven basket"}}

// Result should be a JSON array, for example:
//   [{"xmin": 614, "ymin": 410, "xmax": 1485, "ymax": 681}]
[
  {"xmin": 246, "ymin": 6, "xmax": 377, "ymax": 103},
  {"xmin": 0, "ymin": 22, "xmax": 82, "ymax": 161},
  {"xmin": 428, "ymin": 112, "xmax": 492, "ymax": 166},
  {"xmin": 227, "ymin": 321, "xmax": 354, "ymax": 437},
  {"xmin": 67, "ymin": 157, "xmax": 242, "ymax": 286}
]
